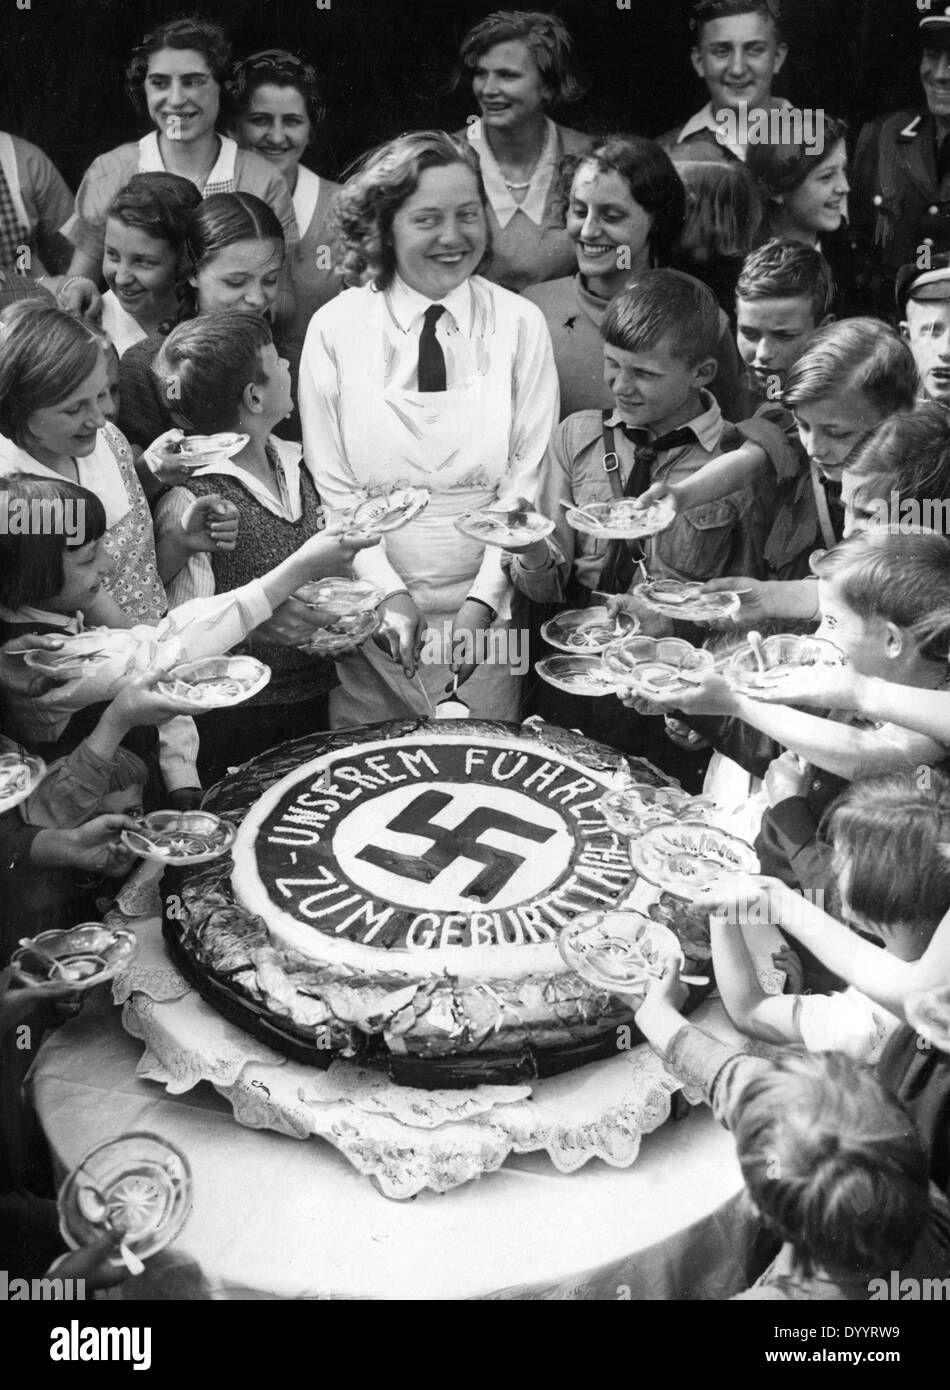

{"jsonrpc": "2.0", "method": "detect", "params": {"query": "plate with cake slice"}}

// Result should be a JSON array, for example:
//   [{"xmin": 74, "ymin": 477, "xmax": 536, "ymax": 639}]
[
  {"xmin": 154, "ymin": 656, "xmax": 270, "ymax": 708},
  {"xmin": 563, "ymin": 496, "xmax": 676, "ymax": 540},
  {"xmin": 559, "ymin": 910, "xmax": 684, "ymax": 995},
  {"xmin": 632, "ymin": 578, "xmax": 742, "ymax": 623},
  {"xmin": 344, "ymin": 487, "xmax": 430, "ymax": 534},
  {"xmin": 541, "ymin": 606, "xmax": 639, "ymax": 654},
  {"xmin": 535, "ymin": 655, "xmax": 620, "ymax": 697}
]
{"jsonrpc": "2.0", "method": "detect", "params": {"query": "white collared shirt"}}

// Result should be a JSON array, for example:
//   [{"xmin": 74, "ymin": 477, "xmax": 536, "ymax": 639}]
[
  {"xmin": 100, "ymin": 289, "xmax": 148, "ymax": 358},
  {"xmin": 0, "ymin": 430, "xmax": 130, "ymax": 529},
  {"xmin": 156, "ymin": 437, "xmax": 305, "ymax": 608},
  {"xmin": 465, "ymin": 116, "xmax": 558, "ymax": 227},
  {"xmin": 676, "ymin": 97, "xmax": 793, "ymax": 161},
  {"xmin": 292, "ymin": 164, "xmax": 321, "ymax": 237},
  {"xmin": 137, "ymin": 131, "xmax": 238, "ymax": 193}
]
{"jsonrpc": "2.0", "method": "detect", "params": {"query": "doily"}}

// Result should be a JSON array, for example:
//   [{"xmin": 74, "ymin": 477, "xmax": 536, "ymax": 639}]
[{"xmin": 117, "ymin": 926, "xmax": 681, "ymax": 1198}]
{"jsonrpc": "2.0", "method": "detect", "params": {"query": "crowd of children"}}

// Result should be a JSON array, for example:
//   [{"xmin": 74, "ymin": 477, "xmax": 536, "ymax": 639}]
[{"xmin": 3, "ymin": 2, "xmax": 950, "ymax": 1301}]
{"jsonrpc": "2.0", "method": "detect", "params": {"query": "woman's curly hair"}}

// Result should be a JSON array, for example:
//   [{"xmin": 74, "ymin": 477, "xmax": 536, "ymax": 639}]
[
  {"xmin": 551, "ymin": 135, "xmax": 686, "ymax": 268},
  {"xmin": 126, "ymin": 16, "xmax": 232, "ymax": 120},
  {"xmin": 330, "ymin": 131, "xmax": 491, "ymax": 290},
  {"xmin": 228, "ymin": 48, "xmax": 325, "ymax": 124},
  {"xmin": 451, "ymin": 10, "xmax": 586, "ymax": 106}
]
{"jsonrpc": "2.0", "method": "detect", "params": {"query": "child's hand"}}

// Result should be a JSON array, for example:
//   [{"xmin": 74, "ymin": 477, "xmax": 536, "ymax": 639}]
[
  {"xmin": 103, "ymin": 668, "xmax": 198, "ymax": 732},
  {"xmin": 142, "ymin": 429, "xmax": 197, "ymax": 487},
  {"xmin": 635, "ymin": 958, "xmax": 689, "ymax": 1014},
  {"xmin": 664, "ymin": 715, "xmax": 710, "ymax": 751},
  {"xmin": 48, "ymin": 1233, "xmax": 135, "ymax": 1290},
  {"xmin": 701, "ymin": 576, "xmax": 771, "ymax": 630},
  {"xmin": 633, "ymin": 480, "xmax": 680, "ymax": 512},
  {"xmin": 0, "ymin": 966, "xmax": 85, "ymax": 1035},
  {"xmin": 773, "ymin": 945, "xmax": 805, "ymax": 995},
  {"xmin": 764, "ymin": 749, "xmax": 808, "ymax": 806},
  {"xmin": 602, "ymin": 591, "xmax": 673, "ymax": 637},
  {"xmin": 644, "ymin": 668, "xmax": 738, "ymax": 717},
  {"xmin": 692, "ymin": 872, "xmax": 787, "ymax": 926},
  {"xmin": 300, "ymin": 527, "xmax": 381, "ymax": 573},
  {"xmin": 740, "ymin": 662, "xmax": 864, "ymax": 710},
  {"xmin": 56, "ymin": 815, "xmax": 140, "ymax": 876},
  {"xmin": 180, "ymin": 495, "xmax": 240, "ymax": 554},
  {"xmin": 56, "ymin": 276, "xmax": 103, "ymax": 325},
  {"xmin": 0, "ymin": 634, "xmax": 70, "ymax": 696}
]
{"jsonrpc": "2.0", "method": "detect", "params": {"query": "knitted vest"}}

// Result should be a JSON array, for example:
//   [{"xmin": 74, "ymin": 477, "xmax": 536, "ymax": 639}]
[{"xmin": 186, "ymin": 462, "xmax": 336, "ymax": 706}]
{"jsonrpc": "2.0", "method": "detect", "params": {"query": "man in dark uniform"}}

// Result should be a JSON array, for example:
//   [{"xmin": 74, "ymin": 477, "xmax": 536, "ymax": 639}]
[
  {"xmin": 658, "ymin": 0, "xmax": 789, "ymax": 164},
  {"xmin": 852, "ymin": 8, "xmax": 950, "ymax": 320}
]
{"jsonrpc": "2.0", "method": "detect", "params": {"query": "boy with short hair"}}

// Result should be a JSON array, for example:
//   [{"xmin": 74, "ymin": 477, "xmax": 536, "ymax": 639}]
[
  {"xmin": 649, "ymin": 529, "xmax": 950, "ymax": 894},
  {"xmin": 506, "ymin": 268, "xmax": 762, "ymax": 605},
  {"xmin": 659, "ymin": 0, "xmax": 790, "ymax": 165},
  {"xmin": 636, "ymin": 240, "xmax": 834, "ymax": 581}
]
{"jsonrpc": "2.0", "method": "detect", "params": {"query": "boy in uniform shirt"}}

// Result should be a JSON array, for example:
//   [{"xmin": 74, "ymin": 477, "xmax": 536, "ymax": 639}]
[{"xmin": 505, "ymin": 269, "xmax": 762, "ymax": 606}]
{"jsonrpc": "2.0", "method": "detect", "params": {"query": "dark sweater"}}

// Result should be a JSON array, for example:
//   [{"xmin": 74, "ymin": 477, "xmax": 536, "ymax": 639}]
[{"xmin": 186, "ymin": 462, "xmax": 336, "ymax": 706}]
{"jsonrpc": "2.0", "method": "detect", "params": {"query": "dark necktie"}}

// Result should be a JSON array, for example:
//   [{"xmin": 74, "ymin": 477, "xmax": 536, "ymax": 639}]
[
  {"xmin": 417, "ymin": 304, "xmax": 447, "ymax": 392},
  {"xmin": 605, "ymin": 424, "xmax": 696, "ymax": 593}
]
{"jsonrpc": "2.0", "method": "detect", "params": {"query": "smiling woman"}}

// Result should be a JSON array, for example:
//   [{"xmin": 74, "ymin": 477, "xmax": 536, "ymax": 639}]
[
  {"xmin": 0, "ymin": 301, "xmax": 165, "ymax": 625},
  {"xmin": 61, "ymin": 17, "xmax": 297, "ymax": 289},
  {"xmin": 450, "ymin": 10, "xmax": 591, "ymax": 292},
  {"xmin": 229, "ymin": 49, "xmax": 341, "ymax": 366},
  {"xmin": 299, "ymin": 130, "xmax": 559, "ymax": 725}
]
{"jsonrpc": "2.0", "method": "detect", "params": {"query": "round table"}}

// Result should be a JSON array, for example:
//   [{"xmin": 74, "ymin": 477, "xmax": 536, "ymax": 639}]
[{"xmin": 29, "ymin": 985, "xmax": 763, "ymax": 1300}]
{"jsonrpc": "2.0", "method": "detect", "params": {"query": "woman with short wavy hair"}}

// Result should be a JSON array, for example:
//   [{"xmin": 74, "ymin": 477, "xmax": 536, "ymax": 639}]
[
  {"xmin": 300, "ymin": 130, "xmax": 558, "ymax": 725},
  {"xmin": 451, "ymin": 10, "xmax": 591, "ymax": 292}
]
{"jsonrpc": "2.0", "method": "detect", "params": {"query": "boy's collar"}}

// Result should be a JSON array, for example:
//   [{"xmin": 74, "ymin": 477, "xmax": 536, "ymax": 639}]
[{"xmin": 605, "ymin": 388, "xmax": 723, "ymax": 452}]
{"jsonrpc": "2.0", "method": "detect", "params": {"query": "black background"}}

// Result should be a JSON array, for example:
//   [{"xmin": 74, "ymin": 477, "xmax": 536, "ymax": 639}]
[{"xmin": 0, "ymin": 0, "xmax": 930, "ymax": 191}]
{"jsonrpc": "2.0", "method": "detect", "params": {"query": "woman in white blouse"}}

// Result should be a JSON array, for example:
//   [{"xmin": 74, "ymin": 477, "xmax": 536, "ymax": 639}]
[
  {"xmin": 452, "ymin": 10, "xmax": 590, "ymax": 293},
  {"xmin": 299, "ymin": 130, "xmax": 559, "ymax": 727}
]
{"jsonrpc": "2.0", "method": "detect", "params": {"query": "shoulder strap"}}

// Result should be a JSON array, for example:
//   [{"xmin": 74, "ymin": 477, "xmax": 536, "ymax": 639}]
[{"xmin": 601, "ymin": 409, "xmax": 623, "ymax": 498}]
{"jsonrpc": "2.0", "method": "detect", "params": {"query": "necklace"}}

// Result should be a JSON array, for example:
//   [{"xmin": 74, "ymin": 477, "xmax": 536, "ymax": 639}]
[{"xmin": 495, "ymin": 131, "xmax": 547, "ymax": 193}]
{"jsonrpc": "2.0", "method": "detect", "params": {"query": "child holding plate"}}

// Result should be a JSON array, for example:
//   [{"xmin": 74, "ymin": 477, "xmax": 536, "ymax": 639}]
[{"xmin": 151, "ymin": 311, "xmax": 339, "ymax": 780}]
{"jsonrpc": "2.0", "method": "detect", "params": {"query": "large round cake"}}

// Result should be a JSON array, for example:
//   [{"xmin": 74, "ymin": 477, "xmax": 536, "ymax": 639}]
[{"xmin": 165, "ymin": 719, "xmax": 708, "ymax": 1086}]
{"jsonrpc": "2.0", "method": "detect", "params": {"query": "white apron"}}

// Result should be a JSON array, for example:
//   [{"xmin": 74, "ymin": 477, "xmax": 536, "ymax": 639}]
[{"xmin": 330, "ymin": 366, "xmax": 522, "ymax": 726}]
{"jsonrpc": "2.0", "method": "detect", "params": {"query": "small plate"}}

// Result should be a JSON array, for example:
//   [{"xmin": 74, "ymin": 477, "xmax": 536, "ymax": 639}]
[
  {"xmin": 455, "ymin": 509, "xmax": 555, "ymax": 549},
  {"xmin": 598, "ymin": 784, "xmax": 721, "ymax": 839},
  {"xmin": 540, "ymin": 606, "xmax": 640, "ymax": 655},
  {"xmin": 0, "ymin": 751, "xmax": 46, "ymax": 812},
  {"xmin": 559, "ymin": 910, "xmax": 684, "ymax": 994},
  {"xmin": 725, "ymin": 634, "xmax": 845, "ymax": 697},
  {"xmin": 564, "ymin": 496, "xmax": 676, "ymax": 540},
  {"xmin": 294, "ymin": 577, "xmax": 383, "ymax": 617},
  {"xmin": 632, "ymin": 579, "xmax": 742, "ymax": 623},
  {"xmin": 630, "ymin": 820, "xmax": 759, "ymax": 896},
  {"xmin": 345, "ymin": 488, "xmax": 430, "ymax": 534},
  {"xmin": 535, "ymin": 655, "xmax": 619, "ymax": 697},
  {"xmin": 23, "ymin": 631, "xmax": 138, "ymax": 678},
  {"xmin": 58, "ymin": 1132, "xmax": 192, "ymax": 1266},
  {"xmin": 296, "ymin": 608, "xmax": 380, "ymax": 657},
  {"xmin": 171, "ymin": 432, "xmax": 249, "ymax": 464},
  {"xmin": 11, "ymin": 923, "xmax": 138, "ymax": 989},
  {"xmin": 121, "ymin": 810, "xmax": 237, "ymax": 865},
  {"xmin": 154, "ymin": 656, "xmax": 270, "ymax": 709},
  {"xmin": 602, "ymin": 635, "xmax": 714, "ymax": 698}
]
